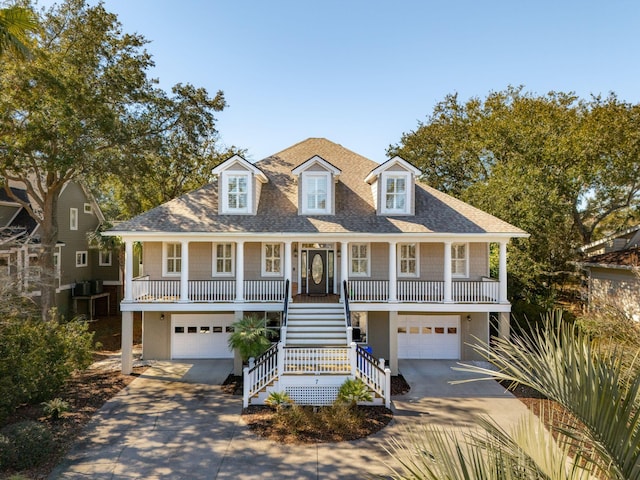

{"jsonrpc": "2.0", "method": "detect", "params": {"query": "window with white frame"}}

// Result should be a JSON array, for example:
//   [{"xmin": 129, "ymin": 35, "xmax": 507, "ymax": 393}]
[
  {"xmin": 302, "ymin": 173, "xmax": 330, "ymax": 214},
  {"xmin": 76, "ymin": 251, "xmax": 88, "ymax": 267},
  {"xmin": 99, "ymin": 250, "xmax": 112, "ymax": 266},
  {"xmin": 53, "ymin": 252, "xmax": 60, "ymax": 279},
  {"xmin": 398, "ymin": 243, "xmax": 419, "ymax": 277},
  {"xmin": 70, "ymin": 208, "xmax": 78, "ymax": 230},
  {"xmin": 83, "ymin": 203, "xmax": 92, "ymax": 214},
  {"xmin": 382, "ymin": 173, "xmax": 409, "ymax": 214},
  {"xmin": 27, "ymin": 253, "xmax": 41, "ymax": 280},
  {"xmin": 163, "ymin": 243, "xmax": 182, "ymax": 276},
  {"xmin": 213, "ymin": 243, "xmax": 234, "ymax": 276},
  {"xmin": 452, "ymin": 243, "xmax": 468, "ymax": 277},
  {"xmin": 222, "ymin": 173, "xmax": 250, "ymax": 213},
  {"xmin": 350, "ymin": 243, "xmax": 370, "ymax": 276},
  {"xmin": 262, "ymin": 243, "xmax": 282, "ymax": 276}
]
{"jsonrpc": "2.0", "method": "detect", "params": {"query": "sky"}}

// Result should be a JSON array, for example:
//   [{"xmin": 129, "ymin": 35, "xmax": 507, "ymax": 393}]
[{"xmin": 38, "ymin": 0, "xmax": 640, "ymax": 163}]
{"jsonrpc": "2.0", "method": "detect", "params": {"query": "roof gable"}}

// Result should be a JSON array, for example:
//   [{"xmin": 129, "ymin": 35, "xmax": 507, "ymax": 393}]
[
  {"xmin": 365, "ymin": 156, "xmax": 421, "ymax": 184},
  {"xmin": 212, "ymin": 154, "xmax": 268, "ymax": 183},
  {"xmin": 291, "ymin": 155, "xmax": 342, "ymax": 176}
]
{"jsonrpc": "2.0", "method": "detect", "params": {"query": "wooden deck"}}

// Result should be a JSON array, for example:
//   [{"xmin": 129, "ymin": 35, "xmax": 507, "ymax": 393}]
[{"xmin": 292, "ymin": 294, "xmax": 340, "ymax": 303}]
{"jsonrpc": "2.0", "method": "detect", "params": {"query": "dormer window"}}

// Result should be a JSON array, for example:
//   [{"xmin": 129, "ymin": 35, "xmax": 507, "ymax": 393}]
[
  {"xmin": 304, "ymin": 173, "xmax": 329, "ymax": 213},
  {"xmin": 225, "ymin": 173, "xmax": 249, "ymax": 211},
  {"xmin": 212, "ymin": 154, "xmax": 268, "ymax": 215},
  {"xmin": 365, "ymin": 156, "xmax": 420, "ymax": 216},
  {"xmin": 292, "ymin": 155, "xmax": 340, "ymax": 216},
  {"xmin": 384, "ymin": 174, "xmax": 409, "ymax": 213}
]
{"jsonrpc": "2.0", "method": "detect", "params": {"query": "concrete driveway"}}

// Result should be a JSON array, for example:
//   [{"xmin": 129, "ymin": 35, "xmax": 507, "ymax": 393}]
[{"xmin": 50, "ymin": 360, "xmax": 532, "ymax": 480}]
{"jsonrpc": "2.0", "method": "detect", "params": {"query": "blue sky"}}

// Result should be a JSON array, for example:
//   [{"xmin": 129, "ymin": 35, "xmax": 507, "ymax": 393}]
[{"xmin": 40, "ymin": 1, "xmax": 640, "ymax": 162}]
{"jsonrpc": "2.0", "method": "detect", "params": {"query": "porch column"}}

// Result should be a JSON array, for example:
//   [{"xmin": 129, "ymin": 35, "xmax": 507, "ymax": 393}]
[
  {"xmin": 179, "ymin": 240, "xmax": 189, "ymax": 302},
  {"xmin": 121, "ymin": 311, "xmax": 133, "ymax": 374},
  {"xmin": 284, "ymin": 241, "xmax": 293, "ymax": 301},
  {"xmin": 389, "ymin": 311, "xmax": 399, "ymax": 375},
  {"xmin": 124, "ymin": 240, "xmax": 133, "ymax": 302},
  {"xmin": 499, "ymin": 241, "xmax": 508, "ymax": 303},
  {"xmin": 235, "ymin": 241, "xmax": 245, "ymax": 302},
  {"xmin": 444, "ymin": 241, "xmax": 453, "ymax": 302},
  {"xmin": 388, "ymin": 241, "xmax": 397, "ymax": 302},
  {"xmin": 340, "ymin": 241, "xmax": 349, "ymax": 301}
]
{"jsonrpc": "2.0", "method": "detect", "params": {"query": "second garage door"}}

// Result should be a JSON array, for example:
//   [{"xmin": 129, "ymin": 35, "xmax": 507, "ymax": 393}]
[
  {"xmin": 397, "ymin": 315, "xmax": 460, "ymax": 359},
  {"xmin": 171, "ymin": 314, "xmax": 235, "ymax": 359}
]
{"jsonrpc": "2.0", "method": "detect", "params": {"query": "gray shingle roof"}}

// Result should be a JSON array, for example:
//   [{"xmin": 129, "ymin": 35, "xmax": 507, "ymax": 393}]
[{"xmin": 111, "ymin": 138, "xmax": 527, "ymax": 236}]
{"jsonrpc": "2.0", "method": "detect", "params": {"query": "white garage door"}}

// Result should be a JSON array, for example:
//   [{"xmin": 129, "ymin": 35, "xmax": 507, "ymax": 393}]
[
  {"xmin": 171, "ymin": 314, "xmax": 235, "ymax": 359},
  {"xmin": 397, "ymin": 315, "xmax": 460, "ymax": 359}
]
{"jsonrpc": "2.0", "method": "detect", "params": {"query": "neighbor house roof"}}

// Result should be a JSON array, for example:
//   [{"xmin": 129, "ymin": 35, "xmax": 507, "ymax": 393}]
[
  {"xmin": 109, "ymin": 138, "xmax": 528, "ymax": 237},
  {"xmin": 580, "ymin": 246, "xmax": 640, "ymax": 269}
]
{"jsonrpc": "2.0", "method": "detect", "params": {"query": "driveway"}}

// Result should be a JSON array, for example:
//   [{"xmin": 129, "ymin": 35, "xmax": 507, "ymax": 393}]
[{"xmin": 50, "ymin": 359, "xmax": 532, "ymax": 480}]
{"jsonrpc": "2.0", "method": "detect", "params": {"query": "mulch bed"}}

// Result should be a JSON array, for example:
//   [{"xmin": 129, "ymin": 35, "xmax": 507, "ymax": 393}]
[{"xmin": 1, "ymin": 365, "xmax": 146, "ymax": 480}]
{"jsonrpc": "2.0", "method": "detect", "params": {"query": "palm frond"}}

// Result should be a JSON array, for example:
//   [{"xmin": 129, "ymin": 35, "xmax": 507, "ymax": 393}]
[{"xmin": 0, "ymin": 6, "xmax": 39, "ymax": 60}]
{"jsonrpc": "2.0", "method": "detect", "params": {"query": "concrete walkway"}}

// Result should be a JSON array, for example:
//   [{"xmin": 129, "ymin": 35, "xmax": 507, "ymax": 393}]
[{"xmin": 50, "ymin": 360, "xmax": 532, "ymax": 480}]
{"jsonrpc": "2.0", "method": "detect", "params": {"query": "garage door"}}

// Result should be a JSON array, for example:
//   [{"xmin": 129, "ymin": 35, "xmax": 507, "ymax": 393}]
[
  {"xmin": 171, "ymin": 314, "xmax": 234, "ymax": 359},
  {"xmin": 397, "ymin": 315, "xmax": 460, "ymax": 359}
]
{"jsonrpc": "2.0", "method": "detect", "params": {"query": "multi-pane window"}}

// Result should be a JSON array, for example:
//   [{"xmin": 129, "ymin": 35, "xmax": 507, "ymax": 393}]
[
  {"xmin": 384, "ymin": 175, "xmax": 407, "ymax": 212},
  {"xmin": 227, "ymin": 174, "xmax": 248, "ymax": 210},
  {"xmin": 76, "ymin": 251, "xmax": 88, "ymax": 267},
  {"xmin": 99, "ymin": 250, "xmax": 112, "ymax": 266},
  {"xmin": 263, "ymin": 243, "xmax": 282, "ymax": 276},
  {"xmin": 165, "ymin": 243, "xmax": 182, "ymax": 275},
  {"xmin": 213, "ymin": 243, "xmax": 234, "ymax": 275},
  {"xmin": 452, "ymin": 243, "xmax": 468, "ymax": 277},
  {"xmin": 0, "ymin": 254, "xmax": 9, "ymax": 276},
  {"xmin": 305, "ymin": 175, "xmax": 328, "ymax": 212},
  {"xmin": 398, "ymin": 243, "xmax": 418, "ymax": 277},
  {"xmin": 350, "ymin": 243, "xmax": 369, "ymax": 276},
  {"xmin": 70, "ymin": 208, "xmax": 78, "ymax": 230}
]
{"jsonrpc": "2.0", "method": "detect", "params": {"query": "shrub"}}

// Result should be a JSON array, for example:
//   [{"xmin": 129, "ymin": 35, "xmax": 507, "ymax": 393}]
[
  {"xmin": 320, "ymin": 402, "xmax": 363, "ymax": 434},
  {"xmin": 265, "ymin": 391, "xmax": 293, "ymax": 412},
  {"xmin": 0, "ymin": 317, "xmax": 94, "ymax": 421},
  {"xmin": 0, "ymin": 421, "xmax": 54, "ymax": 470},
  {"xmin": 42, "ymin": 397, "xmax": 70, "ymax": 419},
  {"xmin": 337, "ymin": 378, "xmax": 373, "ymax": 408}
]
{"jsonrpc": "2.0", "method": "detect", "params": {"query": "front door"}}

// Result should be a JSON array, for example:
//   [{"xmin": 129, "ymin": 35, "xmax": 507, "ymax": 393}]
[{"xmin": 307, "ymin": 250, "xmax": 327, "ymax": 295}]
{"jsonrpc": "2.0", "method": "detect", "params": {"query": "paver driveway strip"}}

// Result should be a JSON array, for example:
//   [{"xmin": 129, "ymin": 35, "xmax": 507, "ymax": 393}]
[{"xmin": 50, "ymin": 359, "xmax": 532, "ymax": 479}]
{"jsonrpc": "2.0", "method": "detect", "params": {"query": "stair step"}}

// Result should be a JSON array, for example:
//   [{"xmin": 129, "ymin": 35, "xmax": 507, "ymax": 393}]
[
  {"xmin": 287, "ymin": 326, "xmax": 345, "ymax": 332},
  {"xmin": 286, "ymin": 339, "xmax": 347, "ymax": 345}
]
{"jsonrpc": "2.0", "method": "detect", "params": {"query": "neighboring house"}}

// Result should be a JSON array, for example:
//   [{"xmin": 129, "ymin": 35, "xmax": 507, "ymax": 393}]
[
  {"xmin": 108, "ymin": 138, "xmax": 528, "ymax": 406},
  {"xmin": 578, "ymin": 226, "xmax": 640, "ymax": 322},
  {"xmin": 0, "ymin": 180, "xmax": 121, "ymax": 318}
]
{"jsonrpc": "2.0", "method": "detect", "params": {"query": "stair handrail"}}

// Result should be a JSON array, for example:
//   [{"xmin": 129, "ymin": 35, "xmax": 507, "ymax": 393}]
[
  {"xmin": 343, "ymin": 280, "xmax": 352, "ymax": 344},
  {"xmin": 243, "ymin": 342, "xmax": 280, "ymax": 407},
  {"xmin": 281, "ymin": 279, "xmax": 290, "ymax": 344},
  {"xmin": 353, "ymin": 343, "xmax": 391, "ymax": 408}
]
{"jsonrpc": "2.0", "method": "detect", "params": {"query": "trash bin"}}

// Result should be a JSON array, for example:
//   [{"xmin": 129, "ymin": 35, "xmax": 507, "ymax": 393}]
[
  {"xmin": 90, "ymin": 279, "xmax": 103, "ymax": 294},
  {"xmin": 73, "ymin": 281, "xmax": 90, "ymax": 296}
]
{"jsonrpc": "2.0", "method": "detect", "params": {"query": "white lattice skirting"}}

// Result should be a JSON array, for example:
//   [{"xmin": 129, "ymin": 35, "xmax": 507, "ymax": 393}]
[{"xmin": 285, "ymin": 386, "xmax": 340, "ymax": 405}]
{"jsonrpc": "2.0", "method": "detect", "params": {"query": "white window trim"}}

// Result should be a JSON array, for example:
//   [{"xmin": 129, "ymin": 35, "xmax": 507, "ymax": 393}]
[
  {"xmin": 301, "ymin": 171, "xmax": 331, "ymax": 215},
  {"xmin": 70, "ymin": 208, "xmax": 78, "ymax": 230},
  {"xmin": 262, "ymin": 242, "xmax": 283, "ymax": 277},
  {"xmin": 349, "ymin": 242, "xmax": 370, "ymax": 277},
  {"xmin": 53, "ymin": 252, "xmax": 60, "ymax": 279},
  {"xmin": 397, "ymin": 243, "xmax": 420, "ymax": 278},
  {"xmin": 381, "ymin": 172, "xmax": 410, "ymax": 215},
  {"xmin": 221, "ymin": 171, "xmax": 251, "ymax": 214},
  {"xmin": 162, "ymin": 242, "xmax": 182, "ymax": 277},
  {"xmin": 452, "ymin": 242, "xmax": 469, "ymax": 278},
  {"xmin": 83, "ymin": 203, "xmax": 92, "ymax": 214},
  {"xmin": 99, "ymin": 250, "xmax": 112, "ymax": 266},
  {"xmin": 212, "ymin": 243, "xmax": 235, "ymax": 277},
  {"xmin": 76, "ymin": 251, "xmax": 88, "ymax": 267}
]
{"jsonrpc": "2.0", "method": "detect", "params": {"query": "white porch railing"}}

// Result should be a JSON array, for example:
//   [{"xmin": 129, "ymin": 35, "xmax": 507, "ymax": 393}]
[
  {"xmin": 397, "ymin": 280, "xmax": 444, "ymax": 302},
  {"xmin": 243, "ymin": 342, "xmax": 391, "ymax": 408},
  {"xmin": 244, "ymin": 280, "xmax": 284, "ymax": 302},
  {"xmin": 349, "ymin": 279, "xmax": 500, "ymax": 303},
  {"xmin": 189, "ymin": 280, "xmax": 235, "ymax": 302},
  {"xmin": 452, "ymin": 279, "xmax": 499, "ymax": 303},
  {"xmin": 349, "ymin": 280, "xmax": 389, "ymax": 302},
  {"xmin": 130, "ymin": 278, "xmax": 284, "ymax": 303},
  {"xmin": 132, "ymin": 276, "xmax": 179, "ymax": 301}
]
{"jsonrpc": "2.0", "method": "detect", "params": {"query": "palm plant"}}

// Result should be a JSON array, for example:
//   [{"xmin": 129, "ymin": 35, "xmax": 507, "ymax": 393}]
[
  {"xmin": 0, "ymin": 6, "xmax": 38, "ymax": 59},
  {"xmin": 227, "ymin": 314, "xmax": 275, "ymax": 363},
  {"xmin": 265, "ymin": 391, "xmax": 294, "ymax": 412},
  {"xmin": 385, "ymin": 310, "xmax": 640, "ymax": 480},
  {"xmin": 337, "ymin": 377, "xmax": 373, "ymax": 409}
]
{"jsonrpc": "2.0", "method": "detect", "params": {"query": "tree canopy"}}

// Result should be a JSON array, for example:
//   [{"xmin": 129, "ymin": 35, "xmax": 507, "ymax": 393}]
[
  {"xmin": 0, "ymin": 0, "xmax": 237, "ymax": 317},
  {"xmin": 389, "ymin": 87, "xmax": 640, "ymax": 295},
  {"xmin": 0, "ymin": 4, "xmax": 38, "ymax": 59}
]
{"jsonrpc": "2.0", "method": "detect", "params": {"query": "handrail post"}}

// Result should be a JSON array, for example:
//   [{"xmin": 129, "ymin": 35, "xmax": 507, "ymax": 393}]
[
  {"xmin": 243, "ymin": 365, "xmax": 249, "ymax": 408},
  {"xmin": 384, "ymin": 367, "xmax": 391, "ymax": 408},
  {"xmin": 346, "ymin": 326, "xmax": 353, "ymax": 345},
  {"xmin": 277, "ymin": 342, "xmax": 285, "ymax": 376},
  {"xmin": 350, "ymin": 341, "xmax": 358, "ymax": 377}
]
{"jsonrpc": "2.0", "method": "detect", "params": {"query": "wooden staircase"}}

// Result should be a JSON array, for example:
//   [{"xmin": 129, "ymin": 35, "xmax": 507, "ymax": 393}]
[{"xmin": 284, "ymin": 303, "xmax": 348, "ymax": 346}]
